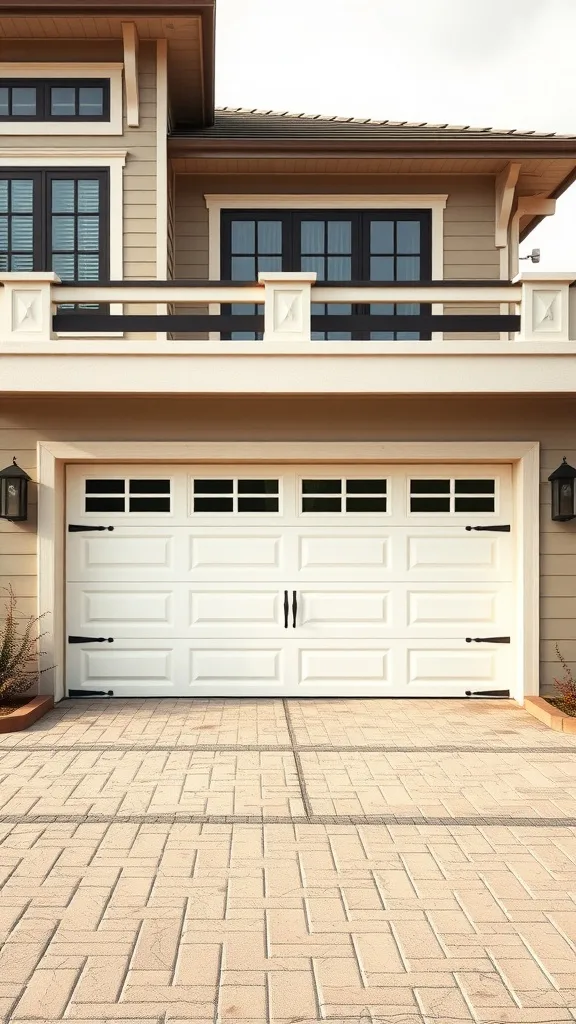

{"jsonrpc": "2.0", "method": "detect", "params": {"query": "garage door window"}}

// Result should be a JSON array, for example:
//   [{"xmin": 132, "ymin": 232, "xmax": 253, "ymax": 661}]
[
  {"xmin": 301, "ymin": 478, "xmax": 387, "ymax": 513},
  {"xmin": 193, "ymin": 479, "xmax": 280, "ymax": 513},
  {"xmin": 84, "ymin": 478, "xmax": 171, "ymax": 513},
  {"xmin": 410, "ymin": 478, "xmax": 495, "ymax": 513}
]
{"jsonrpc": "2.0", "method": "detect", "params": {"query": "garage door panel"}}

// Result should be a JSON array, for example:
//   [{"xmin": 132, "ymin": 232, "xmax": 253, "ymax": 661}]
[
  {"xmin": 297, "ymin": 588, "xmax": 389, "ymax": 630},
  {"xmin": 66, "ymin": 464, "xmax": 515, "ymax": 698},
  {"xmin": 70, "ymin": 644, "xmax": 179, "ymax": 696},
  {"xmin": 299, "ymin": 646, "xmax": 389, "ymax": 685},
  {"xmin": 191, "ymin": 647, "xmax": 285, "ymax": 686},
  {"xmin": 298, "ymin": 533, "xmax": 389, "ymax": 576},
  {"xmin": 295, "ymin": 528, "xmax": 511, "ymax": 581},
  {"xmin": 67, "ymin": 637, "xmax": 510, "ymax": 698},
  {"xmin": 406, "ymin": 531, "xmax": 510, "ymax": 581},
  {"xmin": 68, "ymin": 583, "xmax": 285, "ymax": 638},
  {"xmin": 68, "ymin": 530, "xmax": 179, "ymax": 582},
  {"xmin": 190, "ymin": 531, "xmax": 287, "ymax": 579},
  {"xmin": 406, "ymin": 638, "xmax": 512, "ymax": 691},
  {"xmin": 406, "ymin": 583, "xmax": 512, "ymax": 635},
  {"xmin": 191, "ymin": 589, "xmax": 281, "ymax": 629},
  {"xmin": 78, "ymin": 587, "xmax": 174, "ymax": 630},
  {"xmin": 69, "ymin": 581, "xmax": 512, "ymax": 641}
]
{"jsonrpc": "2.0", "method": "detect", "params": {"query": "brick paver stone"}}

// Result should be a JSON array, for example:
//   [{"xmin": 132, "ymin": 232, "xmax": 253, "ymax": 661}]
[{"xmin": 0, "ymin": 697, "xmax": 574, "ymax": 1022}]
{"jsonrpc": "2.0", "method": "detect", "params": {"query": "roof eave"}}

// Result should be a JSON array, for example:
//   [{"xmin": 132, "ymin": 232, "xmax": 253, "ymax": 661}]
[
  {"xmin": 520, "ymin": 163, "xmax": 576, "ymax": 242},
  {"xmin": 168, "ymin": 137, "xmax": 576, "ymax": 160},
  {"xmin": 0, "ymin": 1, "xmax": 216, "ymax": 127}
]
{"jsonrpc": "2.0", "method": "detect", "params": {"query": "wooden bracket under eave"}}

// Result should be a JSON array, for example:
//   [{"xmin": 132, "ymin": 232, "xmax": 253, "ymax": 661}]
[
  {"xmin": 122, "ymin": 22, "xmax": 140, "ymax": 128},
  {"xmin": 495, "ymin": 162, "xmax": 521, "ymax": 248}
]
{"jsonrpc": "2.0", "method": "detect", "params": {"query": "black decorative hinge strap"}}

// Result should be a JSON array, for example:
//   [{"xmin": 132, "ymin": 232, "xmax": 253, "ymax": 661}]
[
  {"xmin": 68, "ymin": 689, "xmax": 115, "ymax": 697},
  {"xmin": 68, "ymin": 525, "xmax": 115, "ymax": 532},
  {"xmin": 466, "ymin": 689, "xmax": 510, "ymax": 698},
  {"xmin": 465, "ymin": 525, "xmax": 510, "ymax": 532},
  {"xmin": 466, "ymin": 636, "xmax": 511, "ymax": 644},
  {"xmin": 68, "ymin": 636, "xmax": 115, "ymax": 644}
]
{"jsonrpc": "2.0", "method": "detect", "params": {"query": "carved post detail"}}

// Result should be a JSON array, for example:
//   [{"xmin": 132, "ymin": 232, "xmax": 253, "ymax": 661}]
[
  {"xmin": 516, "ymin": 273, "xmax": 576, "ymax": 342},
  {"xmin": 259, "ymin": 271, "xmax": 317, "ymax": 342},
  {"xmin": 0, "ymin": 272, "xmax": 60, "ymax": 343}
]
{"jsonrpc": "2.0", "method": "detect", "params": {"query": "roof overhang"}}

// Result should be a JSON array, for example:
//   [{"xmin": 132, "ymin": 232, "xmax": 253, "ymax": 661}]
[
  {"xmin": 168, "ymin": 136, "xmax": 576, "ymax": 160},
  {"xmin": 168, "ymin": 136, "xmax": 576, "ymax": 240},
  {"xmin": 0, "ymin": 0, "xmax": 216, "ymax": 125}
]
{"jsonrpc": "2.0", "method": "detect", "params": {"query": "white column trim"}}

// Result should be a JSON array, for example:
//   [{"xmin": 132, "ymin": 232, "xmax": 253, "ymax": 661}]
[
  {"xmin": 37, "ymin": 438, "xmax": 537, "ymax": 705},
  {"xmin": 155, "ymin": 39, "xmax": 169, "ymax": 341}
]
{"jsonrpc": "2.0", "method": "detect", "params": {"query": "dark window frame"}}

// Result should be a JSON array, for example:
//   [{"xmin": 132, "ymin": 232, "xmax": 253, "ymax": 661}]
[
  {"xmin": 220, "ymin": 209, "xmax": 432, "ymax": 340},
  {"xmin": 0, "ymin": 78, "xmax": 110, "ymax": 122},
  {"xmin": 0, "ymin": 167, "xmax": 109, "ymax": 284}
]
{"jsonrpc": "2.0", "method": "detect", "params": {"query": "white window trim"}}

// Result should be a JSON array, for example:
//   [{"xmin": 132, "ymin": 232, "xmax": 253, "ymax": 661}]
[
  {"xmin": 0, "ymin": 149, "xmax": 126, "ymax": 336},
  {"xmin": 204, "ymin": 194, "xmax": 446, "ymax": 340},
  {"xmin": 205, "ymin": 194, "xmax": 446, "ymax": 281},
  {"xmin": 0, "ymin": 63, "xmax": 123, "ymax": 135}
]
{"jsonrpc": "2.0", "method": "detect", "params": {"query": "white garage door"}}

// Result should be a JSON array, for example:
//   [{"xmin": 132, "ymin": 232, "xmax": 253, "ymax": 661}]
[{"xmin": 66, "ymin": 463, "xmax": 514, "ymax": 697}]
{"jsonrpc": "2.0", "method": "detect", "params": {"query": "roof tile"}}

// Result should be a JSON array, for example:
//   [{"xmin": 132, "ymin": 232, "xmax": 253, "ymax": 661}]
[{"xmin": 171, "ymin": 106, "xmax": 576, "ymax": 145}]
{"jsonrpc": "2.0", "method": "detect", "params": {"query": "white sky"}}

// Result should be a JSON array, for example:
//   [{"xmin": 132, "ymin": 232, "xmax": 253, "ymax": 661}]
[{"xmin": 214, "ymin": 0, "xmax": 576, "ymax": 271}]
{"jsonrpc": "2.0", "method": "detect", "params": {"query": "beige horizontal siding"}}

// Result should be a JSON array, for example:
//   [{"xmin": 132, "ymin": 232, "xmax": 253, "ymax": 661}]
[
  {"xmin": 1, "ymin": 393, "xmax": 576, "ymax": 695},
  {"xmin": 174, "ymin": 174, "xmax": 501, "ymax": 283}
]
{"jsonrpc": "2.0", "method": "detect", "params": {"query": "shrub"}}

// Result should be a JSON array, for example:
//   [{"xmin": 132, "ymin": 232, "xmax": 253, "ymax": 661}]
[
  {"xmin": 0, "ymin": 587, "xmax": 48, "ymax": 700},
  {"xmin": 554, "ymin": 644, "xmax": 576, "ymax": 714}
]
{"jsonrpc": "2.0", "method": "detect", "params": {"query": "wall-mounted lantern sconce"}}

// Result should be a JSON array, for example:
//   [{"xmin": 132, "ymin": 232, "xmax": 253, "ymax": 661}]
[
  {"xmin": 548, "ymin": 457, "xmax": 576, "ymax": 522},
  {"xmin": 0, "ymin": 458, "xmax": 31, "ymax": 522}
]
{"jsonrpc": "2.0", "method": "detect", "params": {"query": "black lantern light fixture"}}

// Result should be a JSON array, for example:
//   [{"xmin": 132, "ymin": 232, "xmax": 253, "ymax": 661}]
[
  {"xmin": 0, "ymin": 458, "xmax": 31, "ymax": 522},
  {"xmin": 548, "ymin": 457, "xmax": 576, "ymax": 522}
]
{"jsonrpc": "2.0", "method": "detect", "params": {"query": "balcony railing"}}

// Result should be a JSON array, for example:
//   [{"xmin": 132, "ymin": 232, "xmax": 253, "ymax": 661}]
[{"xmin": 1, "ymin": 270, "xmax": 575, "ymax": 343}]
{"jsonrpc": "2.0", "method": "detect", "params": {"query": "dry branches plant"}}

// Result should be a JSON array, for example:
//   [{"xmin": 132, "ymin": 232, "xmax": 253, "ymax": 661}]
[
  {"xmin": 0, "ymin": 586, "xmax": 48, "ymax": 700},
  {"xmin": 554, "ymin": 643, "xmax": 576, "ymax": 715}
]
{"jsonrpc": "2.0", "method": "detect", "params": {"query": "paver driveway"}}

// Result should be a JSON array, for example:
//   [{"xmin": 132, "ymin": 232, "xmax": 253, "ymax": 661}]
[{"xmin": 0, "ymin": 697, "xmax": 575, "ymax": 1023}]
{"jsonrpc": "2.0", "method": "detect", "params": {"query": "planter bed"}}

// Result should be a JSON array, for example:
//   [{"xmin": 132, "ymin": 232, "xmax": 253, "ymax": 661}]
[
  {"xmin": 0, "ymin": 696, "xmax": 54, "ymax": 733},
  {"xmin": 524, "ymin": 696, "xmax": 576, "ymax": 734}
]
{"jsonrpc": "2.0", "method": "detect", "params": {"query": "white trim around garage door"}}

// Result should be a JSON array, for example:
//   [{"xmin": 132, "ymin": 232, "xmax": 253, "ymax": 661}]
[{"xmin": 36, "ymin": 440, "xmax": 539, "ymax": 706}]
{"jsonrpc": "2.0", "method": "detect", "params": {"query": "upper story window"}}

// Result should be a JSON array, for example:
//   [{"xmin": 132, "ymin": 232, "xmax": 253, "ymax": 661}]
[
  {"xmin": 0, "ymin": 170, "xmax": 108, "ymax": 312},
  {"xmin": 0, "ymin": 79, "xmax": 110, "ymax": 122},
  {"xmin": 221, "ymin": 209, "xmax": 432, "ymax": 341}
]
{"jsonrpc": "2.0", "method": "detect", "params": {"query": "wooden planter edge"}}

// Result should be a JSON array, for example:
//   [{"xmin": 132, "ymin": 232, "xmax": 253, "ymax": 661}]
[
  {"xmin": 524, "ymin": 696, "xmax": 576, "ymax": 734},
  {"xmin": 0, "ymin": 695, "xmax": 54, "ymax": 734}
]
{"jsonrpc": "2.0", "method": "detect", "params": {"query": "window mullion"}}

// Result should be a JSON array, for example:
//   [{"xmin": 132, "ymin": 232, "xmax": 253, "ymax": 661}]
[{"xmin": 74, "ymin": 177, "xmax": 79, "ymax": 282}]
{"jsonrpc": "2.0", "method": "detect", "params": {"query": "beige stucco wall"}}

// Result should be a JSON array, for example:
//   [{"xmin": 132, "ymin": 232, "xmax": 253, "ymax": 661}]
[
  {"xmin": 0, "ymin": 40, "xmax": 158, "ymax": 281},
  {"xmin": 174, "ymin": 174, "xmax": 500, "ymax": 282},
  {"xmin": 0, "ymin": 392, "xmax": 574, "ymax": 695}
]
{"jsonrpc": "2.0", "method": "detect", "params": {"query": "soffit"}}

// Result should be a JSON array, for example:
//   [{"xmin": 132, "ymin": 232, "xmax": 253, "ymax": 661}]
[
  {"xmin": 0, "ymin": 8, "xmax": 214, "ymax": 124},
  {"xmin": 169, "ymin": 155, "xmax": 576, "ymax": 240}
]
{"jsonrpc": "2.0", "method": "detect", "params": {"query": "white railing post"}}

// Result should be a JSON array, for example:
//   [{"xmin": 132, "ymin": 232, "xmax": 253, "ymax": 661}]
[
  {"xmin": 258, "ymin": 271, "xmax": 317, "ymax": 342},
  {"xmin": 515, "ymin": 272, "xmax": 576, "ymax": 342},
  {"xmin": 0, "ymin": 272, "xmax": 60, "ymax": 342}
]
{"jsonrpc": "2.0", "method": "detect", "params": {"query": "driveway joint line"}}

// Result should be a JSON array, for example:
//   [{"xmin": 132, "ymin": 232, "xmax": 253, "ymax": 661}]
[
  {"xmin": 283, "ymin": 698, "xmax": 314, "ymax": 818},
  {"xmin": 1, "ymin": 811, "xmax": 576, "ymax": 827},
  {"xmin": 2, "ymin": 742, "xmax": 576, "ymax": 753}
]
